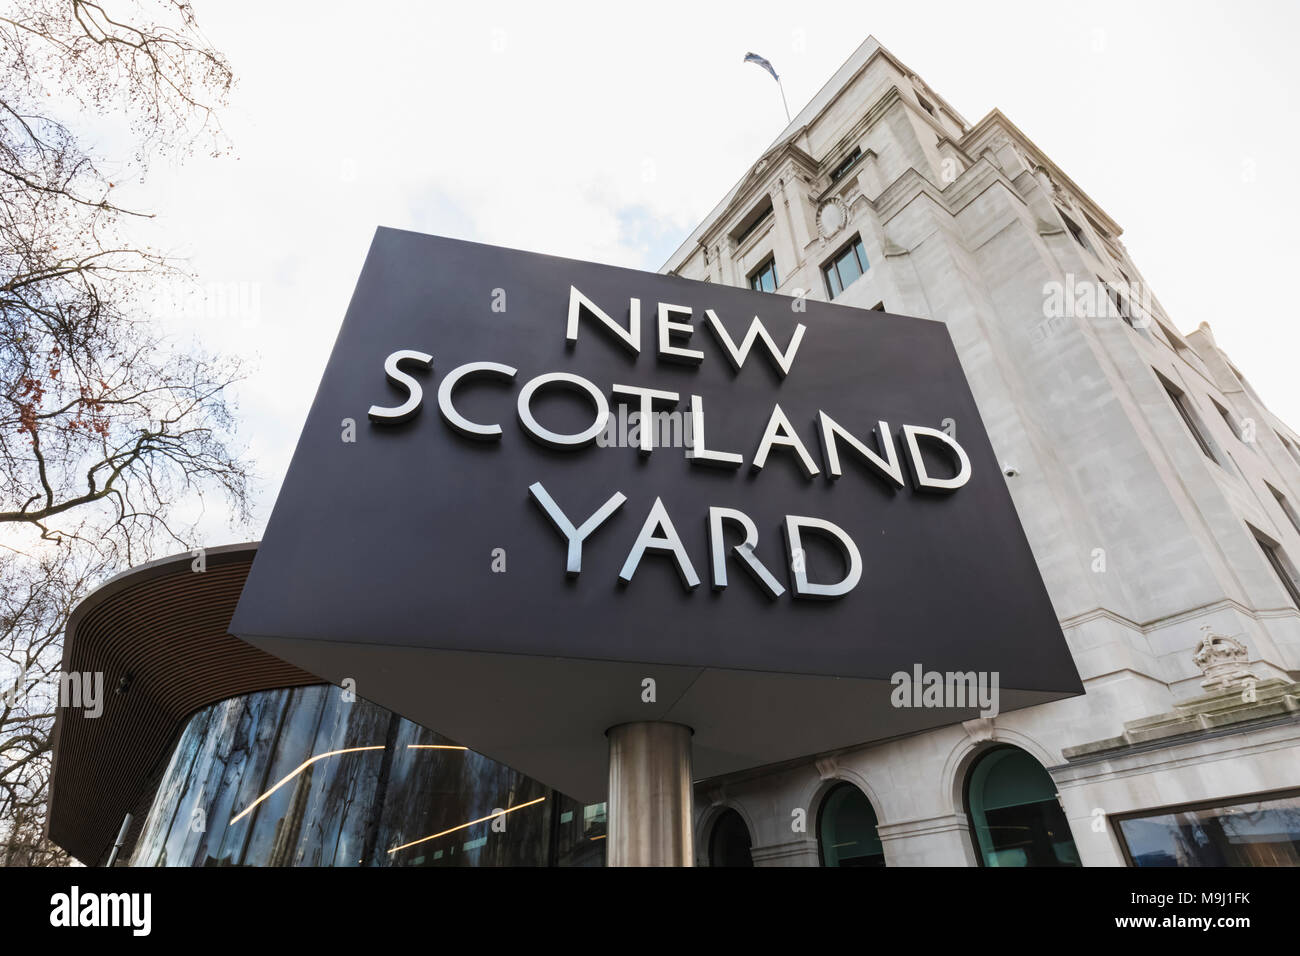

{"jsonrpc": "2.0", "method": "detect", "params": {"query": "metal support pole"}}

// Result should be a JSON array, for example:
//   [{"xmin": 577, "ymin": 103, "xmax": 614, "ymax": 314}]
[
  {"xmin": 606, "ymin": 721, "xmax": 694, "ymax": 866},
  {"xmin": 105, "ymin": 812, "xmax": 133, "ymax": 867},
  {"xmin": 777, "ymin": 78, "xmax": 792, "ymax": 125}
]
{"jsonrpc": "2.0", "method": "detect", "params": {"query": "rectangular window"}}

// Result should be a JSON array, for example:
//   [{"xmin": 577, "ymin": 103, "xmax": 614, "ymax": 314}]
[
  {"xmin": 732, "ymin": 202, "xmax": 773, "ymax": 247},
  {"xmin": 748, "ymin": 257, "xmax": 778, "ymax": 294},
  {"xmin": 1253, "ymin": 528, "xmax": 1300, "ymax": 607},
  {"xmin": 1268, "ymin": 483, "xmax": 1300, "ymax": 537},
  {"xmin": 829, "ymin": 147, "xmax": 861, "ymax": 183},
  {"xmin": 822, "ymin": 235, "xmax": 869, "ymax": 299},
  {"xmin": 1059, "ymin": 210, "xmax": 1090, "ymax": 252},
  {"xmin": 1102, "ymin": 278, "xmax": 1134, "ymax": 328},
  {"xmin": 1115, "ymin": 790, "xmax": 1300, "ymax": 867},
  {"xmin": 1277, "ymin": 432, "xmax": 1300, "ymax": 468},
  {"xmin": 1157, "ymin": 373, "xmax": 1217, "ymax": 464},
  {"xmin": 1211, "ymin": 398, "xmax": 1243, "ymax": 443}
]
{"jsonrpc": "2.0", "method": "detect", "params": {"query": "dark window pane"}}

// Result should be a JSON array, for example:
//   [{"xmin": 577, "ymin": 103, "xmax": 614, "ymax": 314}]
[
  {"xmin": 835, "ymin": 245, "xmax": 863, "ymax": 289},
  {"xmin": 1255, "ymin": 534, "xmax": 1300, "ymax": 608},
  {"xmin": 853, "ymin": 239, "xmax": 868, "ymax": 273},
  {"xmin": 1060, "ymin": 210, "xmax": 1090, "ymax": 251},
  {"xmin": 825, "ymin": 263, "xmax": 842, "ymax": 298},
  {"xmin": 966, "ymin": 747, "xmax": 1080, "ymax": 867},
  {"xmin": 829, "ymin": 147, "xmax": 861, "ymax": 183},
  {"xmin": 819, "ymin": 783, "xmax": 885, "ymax": 867},
  {"xmin": 1270, "ymin": 485, "xmax": 1300, "ymax": 536},
  {"xmin": 823, "ymin": 237, "xmax": 868, "ymax": 299},
  {"xmin": 734, "ymin": 204, "xmax": 773, "ymax": 246},
  {"xmin": 1118, "ymin": 794, "xmax": 1300, "ymax": 866},
  {"xmin": 1159, "ymin": 376, "xmax": 1217, "ymax": 463},
  {"xmin": 709, "ymin": 809, "xmax": 754, "ymax": 867}
]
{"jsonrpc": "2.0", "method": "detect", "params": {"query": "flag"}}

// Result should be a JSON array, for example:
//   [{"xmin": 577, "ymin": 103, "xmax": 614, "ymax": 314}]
[{"xmin": 744, "ymin": 52, "xmax": 779, "ymax": 83}]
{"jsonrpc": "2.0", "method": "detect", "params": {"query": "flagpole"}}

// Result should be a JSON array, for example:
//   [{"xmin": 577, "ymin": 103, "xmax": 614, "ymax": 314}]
[{"xmin": 777, "ymin": 78, "xmax": 792, "ymax": 124}]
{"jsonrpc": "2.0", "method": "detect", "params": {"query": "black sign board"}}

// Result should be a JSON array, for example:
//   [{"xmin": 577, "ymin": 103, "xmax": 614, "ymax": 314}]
[{"xmin": 231, "ymin": 228, "xmax": 1080, "ymax": 800}]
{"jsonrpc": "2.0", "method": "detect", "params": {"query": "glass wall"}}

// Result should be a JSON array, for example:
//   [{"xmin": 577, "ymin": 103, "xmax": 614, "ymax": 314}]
[
  {"xmin": 130, "ymin": 685, "xmax": 606, "ymax": 867},
  {"xmin": 1116, "ymin": 792, "xmax": 1300, "ymax": 866},
  {"xmin": 965, "ymin": 746, "xmax": 1080, "ymax": 867}
]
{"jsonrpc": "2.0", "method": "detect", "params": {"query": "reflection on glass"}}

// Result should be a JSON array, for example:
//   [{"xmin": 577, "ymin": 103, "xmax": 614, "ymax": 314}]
[
  {"xmin": 551, "ymin": 796, "xmax": 606, "ymax": 868},
  {"xmin": 1118, "ymin": 793, "xmax": 1300, "ymax": 867},
  {"xmin": 129, "ymin": 685, "xmax": 605, "ymax": 867},
  {"xmin": 823, "ymin": 237, "xmax": 868, "ymax": 299},
  {"xmin": 749, "ymin": 259, "xmax": 778, "ymax": 294}
]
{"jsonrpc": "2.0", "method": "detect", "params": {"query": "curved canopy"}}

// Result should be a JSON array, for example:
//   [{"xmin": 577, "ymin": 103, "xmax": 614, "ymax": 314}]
[{"xmin": 46, "ymin": 543, "xmax": 320, "ymax": 865}]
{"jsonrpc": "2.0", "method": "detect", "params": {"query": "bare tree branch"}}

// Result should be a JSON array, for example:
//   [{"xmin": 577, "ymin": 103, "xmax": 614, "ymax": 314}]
[{"xmin": 0, "ymin": 0, "xmax": 243, "ymax": 865}]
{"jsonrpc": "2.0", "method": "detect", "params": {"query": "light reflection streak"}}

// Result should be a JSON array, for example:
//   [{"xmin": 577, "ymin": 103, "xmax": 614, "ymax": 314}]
[
  {"xmin": 229, "ymin": 746, "xmax": 386, "ymax": 824},
  {"xmin": 387, "ymin": 796, "xmax": 548, "ymax": 855}
]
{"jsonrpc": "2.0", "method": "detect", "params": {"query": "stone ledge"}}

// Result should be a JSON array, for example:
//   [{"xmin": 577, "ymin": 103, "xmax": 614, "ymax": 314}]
[
  {"xmin": 749, "ymin": 838, "xmax": 819, "ymax": 866},
  {"xmin": 1063, "ymin": 679, "xmax": 1300, "ymax": 760}
]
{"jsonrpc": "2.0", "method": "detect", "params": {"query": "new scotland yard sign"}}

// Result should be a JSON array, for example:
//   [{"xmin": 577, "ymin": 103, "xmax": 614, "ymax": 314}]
[{"xmin": 230, "ymin": 228, "xmax": 1080, "ymax": 800}]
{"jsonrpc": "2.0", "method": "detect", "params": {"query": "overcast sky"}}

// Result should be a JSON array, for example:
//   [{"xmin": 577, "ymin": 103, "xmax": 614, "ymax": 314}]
[{"xmin": 104, "ymin": 0, "xmax": 1300, "ymax": 542}]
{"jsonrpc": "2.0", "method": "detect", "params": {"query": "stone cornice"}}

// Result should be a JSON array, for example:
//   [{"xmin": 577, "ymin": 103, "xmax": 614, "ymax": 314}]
[
  {"xmin": 1061, "ymin": 680, "xmax": 1300, "ymax": 763},
  {"xmin": 1058, "ymin": 596, "xmax": 1300, "ymax": 635},
  {"xmin": 962, "ymin": 108, "xmax": 1123, "ymax": 238},
  {"xmin": 865, "ymin": 152, "xmax": 1030, "ymax": 237}
]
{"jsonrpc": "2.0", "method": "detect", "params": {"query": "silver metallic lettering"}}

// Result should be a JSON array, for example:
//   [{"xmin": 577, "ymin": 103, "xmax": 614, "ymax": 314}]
[
  {"xmin": 619, "ymin": 497, "xmax": 701, "ymax": 589},
  {"xmin": 704, "ymin": 310, "xmax": 806, "ymax": 377},
  {"xmin": 517, "ymin": 372, "xmax": 611, "ymax": 448},
  {"xmin": 368, "ymin": 349, "xmax": 433, "ymax": 423},
  {"xmin": 901, "ymin": 424, "xmax": 972, "ymax": 492},
  {"xmin": 783, "ymin": 515, "xmax": 863, "ymax": 600},
  {"xmin": 817, "ymin": 412, "xmax": 905, "ymax": 486},
  {"xmin": 708, "ymin": 506, "xmax": 785, "ymax": 598},
  {"xmin": 752, "ymin": 403, "xmax": 820, "ymax": 477},
  {"xmin": 437, "ymin": 361, "xmax": 517, "ymax": 439},
  {"xmin": 528, "ymin": 481, "xmax": 626, "ymax": 576},
  {"xmin": 566, "ymin": 286, "xmax": 640, "ymax": 354}
]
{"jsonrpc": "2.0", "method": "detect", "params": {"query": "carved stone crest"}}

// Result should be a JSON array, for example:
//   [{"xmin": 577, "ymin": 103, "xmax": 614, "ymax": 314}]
[{"xmin": 1192, "ymin": 626, "xmax": 1258, "ymax": 690}]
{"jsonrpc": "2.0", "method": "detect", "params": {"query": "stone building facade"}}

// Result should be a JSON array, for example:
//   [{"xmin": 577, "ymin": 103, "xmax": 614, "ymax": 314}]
[{"xmin": 665, "ymin": 37, "xmax": 1300, "ymax": 866}]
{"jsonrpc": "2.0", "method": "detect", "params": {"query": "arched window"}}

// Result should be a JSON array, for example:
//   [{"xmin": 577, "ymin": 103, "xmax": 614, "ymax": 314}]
[
  {"xmin": 964, "ymin": 746, "xmax": 1080, "ymax": 867},
  {"xmin": 818, "ymin": 782, "xmax": 885, "ymax": 867},
  {"xmin": 708, "ymin": 808, "xmax": 753, "ymax": 867}
]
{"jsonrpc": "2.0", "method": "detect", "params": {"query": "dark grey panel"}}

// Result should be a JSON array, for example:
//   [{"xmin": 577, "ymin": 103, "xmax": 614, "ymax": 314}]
[{"xmin": 232, "ymin": 228, "xmax": 1080, "ymax": 795}]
